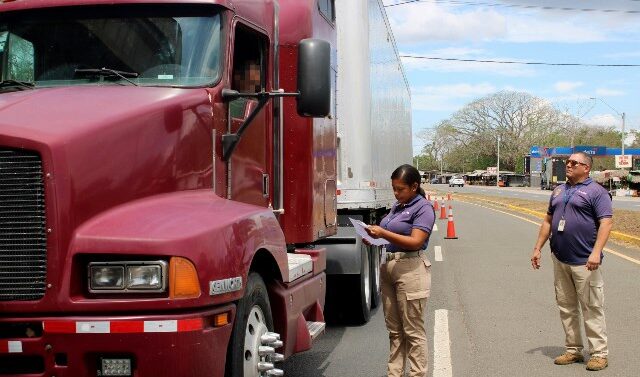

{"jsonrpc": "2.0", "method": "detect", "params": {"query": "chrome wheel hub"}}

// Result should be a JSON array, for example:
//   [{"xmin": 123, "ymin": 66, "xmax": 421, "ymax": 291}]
[{"xmin": 243, "ymin": 306, "xmax": 284, "ymax": 377}]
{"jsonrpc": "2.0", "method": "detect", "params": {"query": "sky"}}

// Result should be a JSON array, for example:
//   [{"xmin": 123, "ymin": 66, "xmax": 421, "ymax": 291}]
[{"xmin": 381, "ymin": 0, "xmax": 640, "ymax": 155}]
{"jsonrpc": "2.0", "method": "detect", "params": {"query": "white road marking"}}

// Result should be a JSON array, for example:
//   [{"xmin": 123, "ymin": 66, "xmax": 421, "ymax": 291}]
[
  {"xmin": 433, "ymin": 224, "xmax": 439, "ymax": 232},
  {"xmin": 433, "ymin": 309, "xmax": 453, "ymax": 377},
  {"xmin": 435, "ymin": 246, "xmax": 443, "ymax": 261}
]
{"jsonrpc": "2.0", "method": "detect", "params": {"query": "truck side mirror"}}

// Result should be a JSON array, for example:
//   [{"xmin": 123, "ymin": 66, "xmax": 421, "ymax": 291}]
[{"xmin": 296, "ymin": 38, "xmax": 330, "ymax": 118}]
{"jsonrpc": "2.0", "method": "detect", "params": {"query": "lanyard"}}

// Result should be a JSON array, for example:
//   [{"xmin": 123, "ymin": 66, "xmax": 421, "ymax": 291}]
[{"xmin": 562, "ymin": 184, "xmax": 580, "ymax": 218}]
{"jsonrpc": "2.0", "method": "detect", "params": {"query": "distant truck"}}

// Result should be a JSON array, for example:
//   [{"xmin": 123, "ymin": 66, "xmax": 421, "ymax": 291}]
[
  {"xmin": 320, "ymin": 0, "xmax": 412, "ymax": 324},
  {"xmin": 541, "ymin": 157, "xmax": 567, "ymax": 190}
]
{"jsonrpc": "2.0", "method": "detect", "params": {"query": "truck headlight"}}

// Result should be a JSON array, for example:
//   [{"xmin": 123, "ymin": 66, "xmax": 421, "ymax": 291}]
[
  {"xmin": 89, "ymin": 261, "xmax": 167, "ymax": 293},
  {"xmin": 90, "ymin": 266, "xmax": 125, "ymax": 289},
  {"xmin": 128, "ymin": 265, "xmax": 162, "ymax": 289}
]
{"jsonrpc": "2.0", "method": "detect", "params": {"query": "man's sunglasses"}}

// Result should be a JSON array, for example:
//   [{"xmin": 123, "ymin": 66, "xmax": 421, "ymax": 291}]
[{"xmin": 566, "ymin": 159, "xmax": 588, "ymax": 167}]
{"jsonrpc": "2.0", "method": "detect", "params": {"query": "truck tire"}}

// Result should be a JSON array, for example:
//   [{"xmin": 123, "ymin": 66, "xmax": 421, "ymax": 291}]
[
  {"xmin": 225, "ymin": 273, "xmax": 275, "ymax": 377},
  {"xmin": 324, "ymin": 242, "xmax": 372, "ymax": 324},
  {"xmin": 369, "ymin": 245, "xmax": 381, "ymax": 309},
  {"xmin": 352, "ymin": 243, "xmax": 372, "ymax": 323}
]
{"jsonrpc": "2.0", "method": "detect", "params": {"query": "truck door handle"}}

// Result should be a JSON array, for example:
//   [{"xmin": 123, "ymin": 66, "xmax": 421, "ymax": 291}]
[{"xmin": 263, "ymin": 174, "xmax": 269, "ymax": 198}]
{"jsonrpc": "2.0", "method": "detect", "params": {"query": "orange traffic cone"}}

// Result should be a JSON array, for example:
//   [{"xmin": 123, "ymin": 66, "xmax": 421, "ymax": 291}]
[
  {"xmin": 428, "ymin": 194, "xmax": 431, "ymax": 201},
  {"xmin": 433, "ymin": 197, "xmax": 439, "ymax": 211},
  {"xmin": 444, "ymin": 205, "xmax": 458, "ymax": 239},
  {"xmin": 447, "ymin": 193, "xmax": 452, "ymax": 201},
  {"xmin": 439, "ymin": 199, "xmax": 447, "ymax": 219}
]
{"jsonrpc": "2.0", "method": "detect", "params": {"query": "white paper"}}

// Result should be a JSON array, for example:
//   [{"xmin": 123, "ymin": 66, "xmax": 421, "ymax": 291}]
[{"xmin": 349, "ymin": 218, "xmax": 389, "ymax": 246}]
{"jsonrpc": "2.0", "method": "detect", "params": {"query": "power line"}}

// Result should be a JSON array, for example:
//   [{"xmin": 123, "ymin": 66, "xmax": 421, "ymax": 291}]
[
  {"xmin": 399, "ymin": 55, "xmax": 640, "ymax": 67},
  {"xmin": 385, "ymin": 0, "xmax": 640, "ymax": 14}
]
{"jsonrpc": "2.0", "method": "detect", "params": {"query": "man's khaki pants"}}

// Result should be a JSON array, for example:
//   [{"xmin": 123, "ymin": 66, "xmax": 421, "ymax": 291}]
[
  {"xmin": 552, "ymin": 254, "xmax": 608, "ymax": 357},
  {"xmin": 381, "ymin": 253, "xmax": 431, "ymax": 377}
]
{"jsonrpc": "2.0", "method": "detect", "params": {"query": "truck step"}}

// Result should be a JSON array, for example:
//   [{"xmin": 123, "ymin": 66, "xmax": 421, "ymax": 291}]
[
  {"xmin": 285, "ymin": 253, "xmax": 313, "ymax": 282},
  {"xmin": 306, "ymin": 321, "xmax": 325, "ymax": 341}
]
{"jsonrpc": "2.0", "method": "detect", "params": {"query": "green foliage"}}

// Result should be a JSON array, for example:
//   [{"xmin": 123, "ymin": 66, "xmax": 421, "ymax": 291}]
[{"xmin": 416, "ymin": 90, "xmax": 628, "ymax": 173}]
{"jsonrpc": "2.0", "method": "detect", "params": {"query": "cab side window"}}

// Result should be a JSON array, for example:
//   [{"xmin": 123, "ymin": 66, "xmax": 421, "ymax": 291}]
[
  {"xmin": 318, "ymin": 0, "xmax": 335, "ymax": 23},
  {"xmin": 230, "ymin": 26, "xmax": 265, "ymax": 119},
  {"xmin": 0, "ymin": 32, "xmax": 35, "ymax": 82}
]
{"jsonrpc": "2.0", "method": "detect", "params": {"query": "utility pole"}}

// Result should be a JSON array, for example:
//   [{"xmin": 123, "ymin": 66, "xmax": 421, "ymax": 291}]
[
  {"xmin": 496, "ymin": 135, "xmax": 501, "ymax": 188},
  {"xmin": 622, "ymin": 112, "xmax": 626, "ymax": 156}
]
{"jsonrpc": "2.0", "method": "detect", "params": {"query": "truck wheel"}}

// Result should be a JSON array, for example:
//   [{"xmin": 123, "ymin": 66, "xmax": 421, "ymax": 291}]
[
  {"xmin": 352, "ymin": 243, "xmax": 372, "ymax": 323},
  {"xmin": 226, "ymin": 273, "xmax": 276, "ymax": 377},
  {"xmin": 324, "ymin": 242, "xmax": 371, "ymax": 324},
  {"xmin": 369, "ymin": 245, "xmax": 381, "ymax": 309}
]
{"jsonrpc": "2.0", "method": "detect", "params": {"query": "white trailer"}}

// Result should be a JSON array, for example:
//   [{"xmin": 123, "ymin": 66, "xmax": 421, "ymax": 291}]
[{"xmin": 321, "ymin": 0, "xmax": 412, "ymax": 323}]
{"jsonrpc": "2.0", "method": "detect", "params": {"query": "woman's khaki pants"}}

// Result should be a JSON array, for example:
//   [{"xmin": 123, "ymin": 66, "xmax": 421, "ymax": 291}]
[{"xmin": 381, "ymin": 253, "xmax": 431, "ymax": 377}]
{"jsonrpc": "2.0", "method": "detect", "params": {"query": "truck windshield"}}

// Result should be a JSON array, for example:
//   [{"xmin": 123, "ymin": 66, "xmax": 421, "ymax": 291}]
[{"xmin": 0, "ymin": 5, "xmax": 222, "ymax": 87}]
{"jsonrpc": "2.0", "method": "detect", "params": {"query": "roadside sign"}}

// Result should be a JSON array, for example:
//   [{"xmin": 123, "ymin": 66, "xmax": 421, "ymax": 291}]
[
  {"xmin": 615, "ymin": 155, "xmax": 632, "ymax": 168},
  {"xmin": 487, "ymin": 166, "xmax": 497, "ymax": 174},
  {"xmin": 575, "ymin": 146, "xmax": 606, "ymax": 156}
]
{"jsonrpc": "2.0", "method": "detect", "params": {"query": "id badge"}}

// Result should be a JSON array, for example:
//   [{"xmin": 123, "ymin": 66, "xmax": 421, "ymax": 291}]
[{"xmin": 558, "ymin": 219, "xmax": 566, "ymax": 232}]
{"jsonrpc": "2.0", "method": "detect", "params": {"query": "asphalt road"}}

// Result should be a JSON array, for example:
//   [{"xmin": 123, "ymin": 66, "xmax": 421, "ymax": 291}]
[
  {"xmin": 438, "ymin": 184, "xmax": 640, "ymax": 211},
  {"xmin": 283, "ymin": 200, "xmax": 640, "ymax": 377}
]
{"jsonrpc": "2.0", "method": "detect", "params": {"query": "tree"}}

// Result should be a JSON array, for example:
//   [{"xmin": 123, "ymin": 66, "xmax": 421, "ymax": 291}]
[
  {"xmin": 421, "ymin": 90, "xmax": 617, "ymax": 173},
  {"xmin": 628, "ymin": 130, "xmax": 640, "ymax": 148},
  {"xmin": 444, "ymin": 91, "xmax": 574, "ymax": 171}
]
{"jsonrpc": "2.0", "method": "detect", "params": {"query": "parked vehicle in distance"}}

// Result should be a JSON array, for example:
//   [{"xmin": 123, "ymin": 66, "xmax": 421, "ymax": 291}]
[
  {"xmin": 449, "ymin": 177, "xmax": 465, "ymax": 187},
  {"xmin": 430, "ymin": 178, "xmax": 440, "ymax": 184}
]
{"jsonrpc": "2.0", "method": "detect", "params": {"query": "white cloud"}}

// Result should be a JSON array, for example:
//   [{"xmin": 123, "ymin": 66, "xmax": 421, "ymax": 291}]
[
  {"xmin": 554, "ymin": 81, "xmax": 584, "ymax": 93},
  {"xmin": 412, "ymin": 83, "xmax": 497, "ymax": 111},
  {"xmin": 585, "ymin": 113, "xmax": 621, "ymax": 127},
  {"xmin": 595, "ymin": 88, "xmax": 625, "ymax": 97},
  {"xmin": 385, "ymin": 2, "xmax": 609, "ymax": 44},
  {"xmin": 505, "ymin": 17, "xmax": 606, "ymax": 43},
  {"xmin": 387, "ymin": 3, "xmax": 507, "ymax": 43}
]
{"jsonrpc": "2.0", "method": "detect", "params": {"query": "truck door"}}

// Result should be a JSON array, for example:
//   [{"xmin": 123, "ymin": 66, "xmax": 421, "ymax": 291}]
[{"xmin": 228, "ymin": 24, "xmax": 271, "ymax": 207}]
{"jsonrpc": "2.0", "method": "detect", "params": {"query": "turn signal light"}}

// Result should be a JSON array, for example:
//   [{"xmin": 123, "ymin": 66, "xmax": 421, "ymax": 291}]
[
  {"xmin": 169, "ymin": 257, "xmax": 201, "ymax": 299},
  {"xmin": 213, "ymin": 312, "xmax": 230, "ymax": 327}
]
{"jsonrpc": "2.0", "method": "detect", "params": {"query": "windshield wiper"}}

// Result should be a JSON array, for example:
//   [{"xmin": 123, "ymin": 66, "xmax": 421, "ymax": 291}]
[
  {"xmin": 0, "ymin": 80, "xmax": 36, "ymax": 90},
  {"xmin": 74, "ymin": 67, "xmax": 139, "ymax": 86}
]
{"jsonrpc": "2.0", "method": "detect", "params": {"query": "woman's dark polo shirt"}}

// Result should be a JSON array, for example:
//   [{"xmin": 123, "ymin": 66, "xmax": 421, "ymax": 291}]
[
  {"xmin": 547, "ymin": 178, "xmax": 613, "ymax": 265},
  {"xmin": 381, "ymin": 195, "xmax": 435, "ymax": 252}
]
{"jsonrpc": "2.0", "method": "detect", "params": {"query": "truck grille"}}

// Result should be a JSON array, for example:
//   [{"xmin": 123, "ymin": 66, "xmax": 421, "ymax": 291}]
[{"xmin": 0, "ymin": 148, "xmax": 47, "ymax": 301}]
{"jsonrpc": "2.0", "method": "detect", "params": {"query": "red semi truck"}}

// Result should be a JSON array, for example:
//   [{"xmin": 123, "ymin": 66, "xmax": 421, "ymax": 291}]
[{"xmin": 0, "ymin": 0, "xmax": 338, "ymax": 376}]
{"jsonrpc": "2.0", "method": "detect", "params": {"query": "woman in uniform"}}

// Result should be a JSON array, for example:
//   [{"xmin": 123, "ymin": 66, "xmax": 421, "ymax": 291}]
[{"xmin": 365, "ymin": 164, "xmax": 436, "ymax": 377}]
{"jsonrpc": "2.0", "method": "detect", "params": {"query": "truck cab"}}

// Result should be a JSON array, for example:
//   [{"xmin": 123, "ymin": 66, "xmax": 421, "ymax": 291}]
[{"xmin": 0, "ymin": 1, "xmax": 334, "ymax": 376}]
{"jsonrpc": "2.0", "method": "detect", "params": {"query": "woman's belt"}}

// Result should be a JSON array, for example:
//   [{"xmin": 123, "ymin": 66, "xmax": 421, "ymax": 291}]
[{"xmin": 386, "ymin": 250, "xmax": 423, "ymax": 261}]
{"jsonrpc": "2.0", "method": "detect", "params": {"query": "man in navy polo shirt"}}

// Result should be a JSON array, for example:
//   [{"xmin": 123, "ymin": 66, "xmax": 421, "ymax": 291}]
[{"xmin": 531, "ymin": 151, "xmax": 613, "ymax": 371}]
